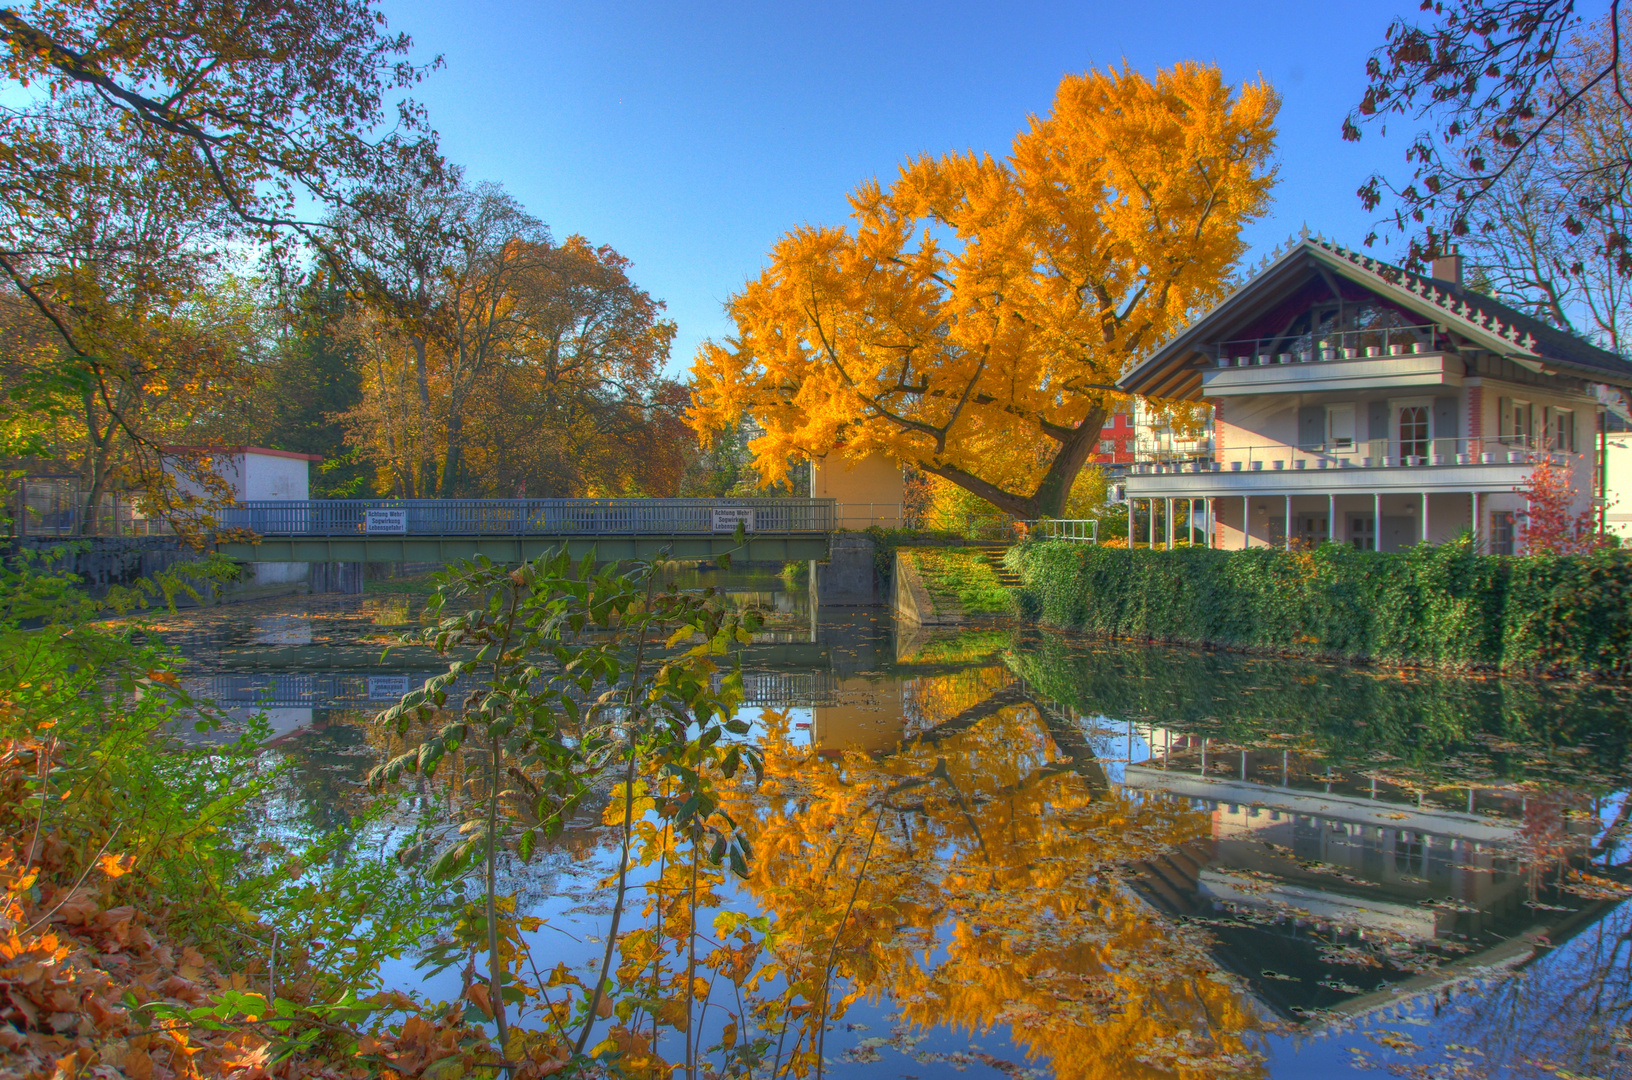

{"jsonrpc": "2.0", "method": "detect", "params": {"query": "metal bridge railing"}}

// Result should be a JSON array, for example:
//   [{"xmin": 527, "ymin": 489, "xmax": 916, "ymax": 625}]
[{"xmin": 217, "ymin": 498, "xmax": 837, "ymax": 537}]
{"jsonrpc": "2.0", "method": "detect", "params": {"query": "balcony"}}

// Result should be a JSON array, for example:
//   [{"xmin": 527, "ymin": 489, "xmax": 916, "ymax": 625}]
[
  {"xmin": 1201, "ymin": 325, "xmax": 1461, "ymax": 396},
  {"xmin": 1125, "ymin": 438, "xmax": 1576, "ymax": 496}
]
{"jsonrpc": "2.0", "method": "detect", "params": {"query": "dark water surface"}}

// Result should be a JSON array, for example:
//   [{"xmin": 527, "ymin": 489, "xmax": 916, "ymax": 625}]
[{"xmin": 145, "ymin": 571, "xmax": 1632, "ymax": 1079}]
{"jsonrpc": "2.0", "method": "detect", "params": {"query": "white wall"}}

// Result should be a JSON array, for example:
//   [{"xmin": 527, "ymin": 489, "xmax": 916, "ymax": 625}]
[
  {"xmin": 1606, "ymin": 432, "xmax": 1632, "ymax": 541},
  {"xmin": 241, "ymin": 452, "xmax": 311, "ymax": 500}
]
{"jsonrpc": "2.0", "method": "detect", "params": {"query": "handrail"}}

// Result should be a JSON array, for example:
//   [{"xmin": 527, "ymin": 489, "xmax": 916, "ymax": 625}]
[
  {"xmin": 1212, "ymin": 323, "xmax": 1441, "ymax": 365},
  {"xmin": 1129, "ymin": 437, "xmax": 1581, "ymax": 475},
  {"xmin": 218, "ymin": 497, "xmax": 837, "ymax": 537},
  {"xmin": 1031, "ymin": 519, "xmax": 1098, "ymax": 543}
]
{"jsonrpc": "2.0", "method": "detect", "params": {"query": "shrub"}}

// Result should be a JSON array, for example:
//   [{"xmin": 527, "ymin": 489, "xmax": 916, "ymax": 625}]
[{"xmin": 1007, "ymin": 539, "xmax": 1632, "ymax": 675}]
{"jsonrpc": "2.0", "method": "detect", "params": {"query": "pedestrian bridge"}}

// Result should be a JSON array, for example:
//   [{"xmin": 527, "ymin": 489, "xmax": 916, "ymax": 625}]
[{"xmin": 215, "ymin": 497, "xmax": 836, "ymax": 563}]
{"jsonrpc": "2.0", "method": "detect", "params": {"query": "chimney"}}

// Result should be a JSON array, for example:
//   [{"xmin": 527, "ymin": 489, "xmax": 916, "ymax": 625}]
[{"xmin": 1431, "ymin": 246, "xmax": 1464, "ymax": 286}]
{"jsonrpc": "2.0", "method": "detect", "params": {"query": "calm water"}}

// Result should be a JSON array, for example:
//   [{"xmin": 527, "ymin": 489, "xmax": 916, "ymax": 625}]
[{"xmin": 145, "ymin": 569, "xmax": 1632, "ymax": 1079}]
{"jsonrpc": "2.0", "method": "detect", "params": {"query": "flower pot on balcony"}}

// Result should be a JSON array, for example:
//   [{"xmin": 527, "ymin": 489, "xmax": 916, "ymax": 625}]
[
  {"xmin": 1317, "ymin": 458, "xmax": 1331, "ymax": 469},
  {"xmin": 1508, "ymin": 451, "xmax": 1526, "ymax": 464},
  {"xmin": 1411, "ymin": 342, "xmax": 1423, "ymax": 353},
  {"xmin": 1271, "ymin": 460, "xmax": 1285, "ymax": 470},
  {"xmin": 1344, "ymin": 348, "xmax": 1359, "ymax": 359},
  {"xmin": 1366, "ymin": 346, "xmax": 1381, "ymax": 357},
  {"xmin": 1211, "ymin": 462, "xmax": 1221, "ymax": 472},
  {"xmin": 1256, "ymin": 355, "xmax": 1270, "ymax": 365},
  {"xmin": 1383, "ymin": 457, "xmax": 1398, "ymax": 467},
  {"xmin": 1389, "ymin": 343, "xmax": 1406, "ymax": 355},
  {"xmin": 1230, "ymin": 461, "xmax": 1242, "ymax": 472},
  {"xmin": 1456, "ymin": 453, "xmax": 1473, "ymax": 464},
  {"xmin": 1277, "ymin": 353, "xmax": 1291, "ymax": 364},
  {"xmin": 1481, "ymin": 452, "xmax": 1496, "ymax": 463},
  {"xmin": 1293, "ymin": 459, "xmax": 1307, "ymax": 470},
  {"xmin": 1250, "ymin": 461, "xmax": 1263, "ymax": 471}
]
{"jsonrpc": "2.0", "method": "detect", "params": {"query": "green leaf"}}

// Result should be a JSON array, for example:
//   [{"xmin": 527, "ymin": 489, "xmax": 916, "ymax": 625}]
[{"xmin": 716, "ymin": 552, "xmax": 731, "ymax": 572}]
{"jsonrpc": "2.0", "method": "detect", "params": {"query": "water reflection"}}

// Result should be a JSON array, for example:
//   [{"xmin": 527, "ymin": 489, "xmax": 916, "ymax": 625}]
[{"xmin": 150, "ymin": 591, "xmax": 1632, "ymax": 1077}]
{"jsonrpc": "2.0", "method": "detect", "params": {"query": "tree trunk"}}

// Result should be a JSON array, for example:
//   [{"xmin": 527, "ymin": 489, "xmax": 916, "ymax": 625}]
[
  {"xmin": 921, "ymin": 405, "xmax": 1110, "ymax": 520},
  {"xmin": 411, "ymin": 334, "xmax": 436, "ymax": 498}
]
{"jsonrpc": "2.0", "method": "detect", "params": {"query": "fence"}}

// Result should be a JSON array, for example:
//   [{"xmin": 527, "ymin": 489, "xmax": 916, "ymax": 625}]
[
  {"xmin": 1130, "ymin": 436, "xmax": 1578, "ymax": 476},
  {"xmin": 9, "ymin": 478, "xmax": 172, "ymax": 538},
  {"xmin": 217, "ymin": 498, "xmax": 837, "ymax": 537}
]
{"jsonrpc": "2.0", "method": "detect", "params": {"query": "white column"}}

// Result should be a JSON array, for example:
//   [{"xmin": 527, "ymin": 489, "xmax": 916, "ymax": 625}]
[
  {"xmin": 1242, "ymin": 495, "xmax": 1250, "ymax": 548},
  {"xmin": 1422, "ymin": 491, "xmax": 1430, "ymax": 545},
  {"xmin": 1166, "ymin": 497, "xmax": 1174, "ymax": 548},
  {"xmin": 1283, "ymin": 493, "xmax": 1292, "ymax": 550},
  {"xmin": 1149, "ymin": 498, "xmax": 1156, "ymax": 548},
  {"xmin": 1207, "ymin": 497, "xmax": 1215, "ymax": 548},
  {"xmin": 1328, "ymin": 493, "xmax": 1336, "ymax": 544},
  {"xmin": 1472, "ymin": 491, "xmax": 1481, "ymax": 552},
  {"xmin": 1374, "ymin": 492, "xmax": 1382, "ymax": 552}
]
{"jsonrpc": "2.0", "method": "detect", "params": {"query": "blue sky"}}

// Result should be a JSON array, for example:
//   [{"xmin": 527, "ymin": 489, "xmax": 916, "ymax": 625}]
[{"xmin": 379, "ymin": 0, "xmax": 1428, "ymax": 375}]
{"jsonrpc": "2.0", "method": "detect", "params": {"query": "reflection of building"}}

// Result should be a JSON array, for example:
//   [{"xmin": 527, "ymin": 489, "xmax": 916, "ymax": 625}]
[
  {"xmin": 1117, "ymin": 738, "xmax": 1610, "ymax": 1023},
  {"xmin": 1132, "ymin": 397, "xmax": 1214, "ymax": 468}
]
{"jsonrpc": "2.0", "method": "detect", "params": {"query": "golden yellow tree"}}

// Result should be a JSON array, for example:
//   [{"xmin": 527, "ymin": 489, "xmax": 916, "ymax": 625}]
[{"xmin": 690, "ymin": 64, "xmax": 1277, "ymax": 518}]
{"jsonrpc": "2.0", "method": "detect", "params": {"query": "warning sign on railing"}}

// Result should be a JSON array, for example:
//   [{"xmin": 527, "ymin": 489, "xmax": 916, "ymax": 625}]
[
  {"xmin": 365, "ymin": 508, "xmax": 407, "ymax": 534},
  {"xmin": 710, "ymin": 507, "xmax": 754, "ymax": 533}
]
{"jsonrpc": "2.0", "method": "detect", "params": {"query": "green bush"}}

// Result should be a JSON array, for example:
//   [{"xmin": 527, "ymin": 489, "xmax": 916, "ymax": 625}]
[{"xmin": 1007, "ymin": 539, "xmax": 1632, "ymax": 675}]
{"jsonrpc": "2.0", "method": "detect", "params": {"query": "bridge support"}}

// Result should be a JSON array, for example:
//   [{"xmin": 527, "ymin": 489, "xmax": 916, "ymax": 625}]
[{"xmin": 812, "ymin": 533, "xmax": 878, "ymax": 606}]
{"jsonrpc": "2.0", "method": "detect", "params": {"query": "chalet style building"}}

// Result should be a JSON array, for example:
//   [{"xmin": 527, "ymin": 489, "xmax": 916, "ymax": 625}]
[{"xmin": 1118, "ymin": 236, "xmax": 1632, "ymax": 553}]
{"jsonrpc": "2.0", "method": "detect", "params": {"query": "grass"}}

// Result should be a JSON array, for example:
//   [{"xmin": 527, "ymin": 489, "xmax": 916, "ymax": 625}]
[{"xmin": 911, "ymin": 548, "xmax": 1015, "ymax": 616}]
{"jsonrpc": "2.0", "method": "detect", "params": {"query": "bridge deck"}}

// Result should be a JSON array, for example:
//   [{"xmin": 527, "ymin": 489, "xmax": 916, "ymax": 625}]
[{"xmin": 216, "ymin": 497, "xmax": 836, "ymax": 563}]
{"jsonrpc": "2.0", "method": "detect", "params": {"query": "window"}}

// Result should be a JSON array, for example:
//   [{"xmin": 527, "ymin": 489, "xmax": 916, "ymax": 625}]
[
  {"xmin": 1328, "ymin": 406, "xmax": 1355, "ymax": 451},
  {"xmin": 1399, "ymin": 406, "xmax": 1429, "ymax": 459},
  {"xmin": 1499, "ymin": 397, "xmax": 1534, "ymax": 447},
  {"xmin": 1552, "ymin": 409, "xmax": 1575, "ymax": 452},
  {"xmin": 1492, "ymin": 511, "xmax": 1516, "ymax": 555},
  {"xmin": 1100, "ymin": 440, "xmax": 1114, "ymax": 453}
]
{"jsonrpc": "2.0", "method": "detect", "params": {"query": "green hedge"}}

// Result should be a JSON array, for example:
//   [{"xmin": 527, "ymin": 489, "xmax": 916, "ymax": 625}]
[{"xmin": 1007, "ymin": 540, "xmax": 1632, "ymax": 675}]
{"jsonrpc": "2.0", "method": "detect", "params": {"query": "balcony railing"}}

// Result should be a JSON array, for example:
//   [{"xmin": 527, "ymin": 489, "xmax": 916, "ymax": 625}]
[
  {"xmin": 218, "ymin": 498, "xmax": 837, "ymax": 537},
  {"xmin": 1212, "ymin": 324, "xmax": 1442, "ymax": 366},
  {"xmin": 1128, "ymin": 437, "xmax": 1579, "ymax": 476}
]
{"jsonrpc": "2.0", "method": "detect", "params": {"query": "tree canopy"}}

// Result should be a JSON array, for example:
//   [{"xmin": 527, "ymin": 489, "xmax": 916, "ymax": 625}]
[
  {"xmin": 689, "ymin": 64, "xmax": 1277, "ymax": 519},
  {"xmin": 1345, "ymin": 1, "xmax": 1631, "ymax": 270}
]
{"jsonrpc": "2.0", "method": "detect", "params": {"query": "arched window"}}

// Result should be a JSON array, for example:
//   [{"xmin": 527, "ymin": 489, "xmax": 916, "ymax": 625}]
[{"xmin": 1400, "ymin": 406, "xmax": 1429, "ymax": 460}]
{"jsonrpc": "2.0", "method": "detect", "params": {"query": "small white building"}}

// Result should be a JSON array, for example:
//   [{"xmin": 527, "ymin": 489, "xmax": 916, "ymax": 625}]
[
  {"xmin": 165, "ymin": 445, "xmax": 323, "ymax": 591},
  {"xmin": 165, "ymin": 445, "xmax": 320, "ymax": 502}
]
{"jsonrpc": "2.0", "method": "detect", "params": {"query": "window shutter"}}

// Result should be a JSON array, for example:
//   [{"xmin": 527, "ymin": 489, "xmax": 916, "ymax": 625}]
[
  {"xmin": 1298, "ymin": 406, "xmax": 1325, "ymax": 448},
  {"xmin": 1367, "ymin": 400, "xmax": 1389, "ymax": 442},
  {"xmin": 1433, "ymin": 396, "xmax": 1459, "ymax": 438},
  {"xmin": 1499, "ymin": 397, "xmax": 1513, "ymax": 440}
]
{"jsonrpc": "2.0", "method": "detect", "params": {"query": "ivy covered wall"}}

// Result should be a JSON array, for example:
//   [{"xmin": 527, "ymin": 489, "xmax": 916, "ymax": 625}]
[{"xmin": 1007, "ymin": 540, "xmax": 1632, "ymax": 676}]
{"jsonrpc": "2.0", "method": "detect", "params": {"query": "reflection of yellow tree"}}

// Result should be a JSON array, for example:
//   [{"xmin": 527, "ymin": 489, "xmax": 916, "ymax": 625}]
[
  {"xmin": 901, "ymin": 665, "xmax": 1015, "ymax": 735},
  {"xmin": 725, "ymin": 706, "xmax": 1269, "ymax": 1079}
]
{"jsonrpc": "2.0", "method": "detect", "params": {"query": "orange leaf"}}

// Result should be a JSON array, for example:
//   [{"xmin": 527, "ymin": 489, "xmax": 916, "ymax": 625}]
[{"xmin": 98, "ymin": 852, "xmax": 136, "ymax": 879}]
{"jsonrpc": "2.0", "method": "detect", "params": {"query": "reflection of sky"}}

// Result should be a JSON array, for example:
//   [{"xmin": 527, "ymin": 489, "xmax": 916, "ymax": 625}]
[{"xmin": 1081, "ymin": 715, "xmax": 1151, "ymax": 784}]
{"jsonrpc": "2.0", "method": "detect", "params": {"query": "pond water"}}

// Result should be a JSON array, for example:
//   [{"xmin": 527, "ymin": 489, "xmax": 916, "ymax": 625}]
[{"xmin": 144, "ymin": 568, "xmax": 1632, "ymax": 1079}]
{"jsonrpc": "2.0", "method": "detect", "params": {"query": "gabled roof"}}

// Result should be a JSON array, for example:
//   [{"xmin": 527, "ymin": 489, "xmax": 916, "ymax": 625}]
[{"xmin": 1119, "ymin": 234, "xmax": 1632, "ymax": 399}]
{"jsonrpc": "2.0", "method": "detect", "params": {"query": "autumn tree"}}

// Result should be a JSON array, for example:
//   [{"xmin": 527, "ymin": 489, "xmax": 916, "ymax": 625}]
[
  {"xmin": 1345, "ymin": 1, "xmax": 1629, "ymax": 267},
  {"xmin": 1518, "ymin": 456, "xmax": 1606, "ymax": 552},
  {"xmin": 0, "ymin": 0, "xmax": 439, "ymax": 255},
  {"xmin": 338, "ymin": 184, "xmax": 685, "ymax": 498},
  {"xmin": 688, "ymin": 65, "xmax": 1278, "ymax": 520},
  {"xmin": 0, "ymin": 0, "xmax": 439, "ymax": 529},
  {"xmin": 0, "ymin": 101, "xmax": 259, "ymax": 533}
]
